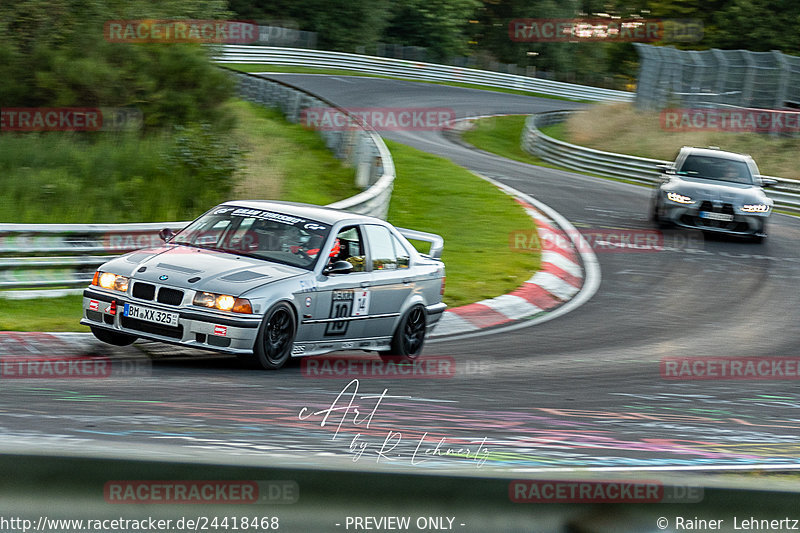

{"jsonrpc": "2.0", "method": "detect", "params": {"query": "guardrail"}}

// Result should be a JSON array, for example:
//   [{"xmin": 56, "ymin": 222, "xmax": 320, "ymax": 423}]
[
  {"xmin": 0, "ymin": 70, "xmax": 395, "ymax": 296},
  {"xmin": 5, "ymin": 452, "xmax": 800, "ymax": 532},
  {"xmin": 215, "ymin": 45, "xmax": 634, "ymax": 103},
  {"xmin": 522, "ymin": 111, "xmax": 800, "ymax": 213}
]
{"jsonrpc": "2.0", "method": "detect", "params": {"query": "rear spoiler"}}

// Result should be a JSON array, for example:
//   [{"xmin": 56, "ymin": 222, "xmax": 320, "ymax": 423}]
[{"xmin": 397, "ymin": 228, "xmax": 444, "ymax": 260}]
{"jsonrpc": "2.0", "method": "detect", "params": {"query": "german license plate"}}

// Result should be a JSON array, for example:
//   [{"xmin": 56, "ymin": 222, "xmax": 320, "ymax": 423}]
[
  {"xmin": 699, "ymin": 211, "xmax": 733, "ymax": 222},
  {"xmin": 123, "ymin": 303, "xmax": 179, "ymax": 327}
]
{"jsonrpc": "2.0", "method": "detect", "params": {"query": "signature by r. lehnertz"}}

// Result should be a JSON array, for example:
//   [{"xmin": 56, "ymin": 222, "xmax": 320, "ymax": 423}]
[{"xmin": 298, "ymin": 379, "xmax": 490, "ymax": 467}]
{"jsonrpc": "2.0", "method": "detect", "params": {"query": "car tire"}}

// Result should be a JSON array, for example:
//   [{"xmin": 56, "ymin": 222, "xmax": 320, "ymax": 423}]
[
  {"xmin": 380, "ymin": 304, "xmax": 427, "ymax": 362},
  {"xmin": 651, "ymin": 201, "xmax": 670, "ymax": 228},
  {"xmin": 254, "ymin": 302, "xmax": 296, "ymax": 370},
  {"xmin": 90, "ymin": 326, "xmax": 137, "ymax": 346}
]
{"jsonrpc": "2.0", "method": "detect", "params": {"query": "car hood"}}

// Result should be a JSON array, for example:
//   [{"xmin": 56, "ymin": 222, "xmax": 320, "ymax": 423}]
[
  {"xmin": 99, "ymin": 245, "xmax": 306, "ymax": 296},
  {"xmin": 667, "ymin": 177, "xmax": 771, "ymax": 204}
]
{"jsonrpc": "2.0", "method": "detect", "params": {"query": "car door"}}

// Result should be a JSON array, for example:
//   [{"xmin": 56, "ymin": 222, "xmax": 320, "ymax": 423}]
[
  {"xmin": 360, "ymin": 224, "xmax": 414, "ymax": 339},
  {"xmin": 303, "ymin": 225, "xmax": 371, "ymax": 345}
]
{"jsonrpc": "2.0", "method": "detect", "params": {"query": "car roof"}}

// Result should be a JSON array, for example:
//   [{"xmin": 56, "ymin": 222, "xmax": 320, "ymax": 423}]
[
  {"xmin": 216, "ymin": 200, "xmax": 384, "ymax": 226},
  {"xmin": 679, "ymin": 146, "xmax": 753, "ymax": 163}
]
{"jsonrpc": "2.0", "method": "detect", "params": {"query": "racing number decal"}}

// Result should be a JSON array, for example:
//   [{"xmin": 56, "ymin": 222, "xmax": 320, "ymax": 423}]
[
  {"xmin": 326, "ymin": 290, "xmax": 353, "ymax": 336},
  {"xmin": 353, "ymin": 290, "xmax": 370, "ymax": 316},
  {"xmin": 325, "ymin": 289, "xmax": 371, "ymax": 336},
  {"xmin": 325, "ymin": 289, "xmax": 371, "ymax": 335}
]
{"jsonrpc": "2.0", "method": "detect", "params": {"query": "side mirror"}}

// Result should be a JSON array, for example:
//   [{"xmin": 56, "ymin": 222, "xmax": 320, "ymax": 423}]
[
  {"xmin": 760, "ymin": 177, "xmax": 778, "ymax": 188},
  {"xmin": 657, "ymin": 164, "xmax": 674, "ymax": 174},
  {"xmin": 159, "ymin": 228, "xmax": 175, "ymax": 242},
  {"xmin": 323, "ymin": 260, "xmax": 354, "ymax": 275}
]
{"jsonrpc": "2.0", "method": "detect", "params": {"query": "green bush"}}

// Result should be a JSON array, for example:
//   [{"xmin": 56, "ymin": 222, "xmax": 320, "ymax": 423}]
[
  {"xmin": 0, "ymin": 0, "xmax": 234, "ymax": 129},
  {"xmin": 0, "ymin": 126, "xmax": 241, "ymax": 223}
]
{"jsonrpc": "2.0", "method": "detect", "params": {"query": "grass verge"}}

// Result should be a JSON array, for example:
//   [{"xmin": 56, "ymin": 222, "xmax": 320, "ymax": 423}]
[
  {"xmin": 228, "ymin": 100, "xmax": 359, "ymax": 205},
  {"xmin": 385, "ymin": 139, "xmax": 539, "ymax": 308},
  {"xmin": 460, "ymin": 114, "xmax": 665, "ymax": 187},
  {"xmin": 460, "ymin": 114, "xmax": 578, "ymax": 175},
  {"xmin": 564, "ymin": 103, "xmax": 800, "ymax": 178},
  {"xmin": 0, "ymin": 295, "xmax": 88, "ymax": 332}
]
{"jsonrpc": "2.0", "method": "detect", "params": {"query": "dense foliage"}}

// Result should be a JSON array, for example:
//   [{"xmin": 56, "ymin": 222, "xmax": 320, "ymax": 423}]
[
  {"xmin": 0, "ymin": 0, "xmax": 234, "ymax": 127},
  {"xmin": 228, "ymin": 0, "xmax": 800, "ymax": 87}
]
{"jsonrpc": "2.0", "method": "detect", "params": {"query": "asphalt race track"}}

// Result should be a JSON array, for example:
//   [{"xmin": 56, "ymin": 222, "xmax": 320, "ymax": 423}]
[{"xmin": 3, "ymin": 75, "xmax": 800, "ymax": 529}]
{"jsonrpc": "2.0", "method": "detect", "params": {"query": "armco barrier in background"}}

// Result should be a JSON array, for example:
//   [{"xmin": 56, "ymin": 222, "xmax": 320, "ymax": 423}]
[
  {"xmin": 0, "ymin": 70, "xmax": 395, "ymax": 296},
  {"xmin": 520, "ymin": 110, "xmax": 800, "ymax": 213},
  {"xmin": 214, "ymin": 46, "xmax": 633, "ymax": 103}
]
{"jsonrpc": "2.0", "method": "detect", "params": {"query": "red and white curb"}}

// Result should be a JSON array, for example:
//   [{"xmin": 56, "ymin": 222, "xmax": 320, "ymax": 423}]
[{"xmin": 430, "ymin": 176, "xmax": 597, "ymax": 338}]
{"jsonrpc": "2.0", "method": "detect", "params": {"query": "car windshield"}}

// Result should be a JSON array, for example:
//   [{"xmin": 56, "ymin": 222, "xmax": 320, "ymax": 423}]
[
  {"xmin": 171, "ymin": 205, "xmax": 331, "ymax": 270},
  {"xmin": 677, "ymin": 155, "xmax": 754, "ymax": 184}
]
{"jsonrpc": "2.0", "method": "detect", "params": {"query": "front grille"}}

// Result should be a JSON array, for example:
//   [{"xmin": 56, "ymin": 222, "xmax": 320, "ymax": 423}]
[
  {"xmin": 120, "ymin": 316, "xmax": 183, "ymax": 339},
  {"xmin": 132, "ymin": 282, "xmax": 156, "ymax": 301},
  {"xmin": 690, "ymin": 201, "xmax": 739, "ymax": 229},
  {"xmin": 157, "ymin": 288, "xmax": 184, "ymax": 305},
  {"xmin": 698, "ymin": 201, "xmax": 734, "ymax": 215}
]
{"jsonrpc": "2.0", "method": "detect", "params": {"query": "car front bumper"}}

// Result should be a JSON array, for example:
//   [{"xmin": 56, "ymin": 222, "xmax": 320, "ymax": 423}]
[
  {"xmin": 660, "ymin": 204, "xmax": 769, "ymax": 237},
  {"xmin": 81, "ymin": 288, "xmax": 261, "ymax": 355}
]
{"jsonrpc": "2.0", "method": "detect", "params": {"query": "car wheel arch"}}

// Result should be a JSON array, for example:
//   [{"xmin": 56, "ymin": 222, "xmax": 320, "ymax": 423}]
[{"xmin": 253, "ymin": 300, "xmax": 300, "ymax": 370}]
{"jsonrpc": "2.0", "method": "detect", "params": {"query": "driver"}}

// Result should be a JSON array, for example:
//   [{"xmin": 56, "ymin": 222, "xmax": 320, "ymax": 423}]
[
  {"xmin": 722, "ymin": 162, "xmax": 743, "ymax": 182},
  {"xmin": 291, "ymin": 237, "xmax": 340, "ymax": 259}
]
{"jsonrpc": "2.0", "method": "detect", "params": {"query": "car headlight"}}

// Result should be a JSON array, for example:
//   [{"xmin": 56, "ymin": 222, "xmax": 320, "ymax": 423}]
[
  {"xmin": 741, "ymin": 204, "xmax": 770, "ymax": 213},
  {"xmin": 193, "ymin": 291, "xmax": 253, "ymax": 314},
  {"xmin": 666, "ymin": 191, "xmax": 695, "ymax": 204},
  {"xmin": 92, "ymin": 271, "xmax": 129, "ymax": 292}
]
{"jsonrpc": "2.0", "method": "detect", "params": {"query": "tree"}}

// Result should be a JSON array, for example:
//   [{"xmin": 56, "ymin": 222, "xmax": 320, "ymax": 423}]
[
  {"xmin": 383, "ymin": 0, "xmax": 480, "ymax": 62},
  {"xmin": 0, "ymin": 0, "xmax": 235, "ymax": 127}
]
